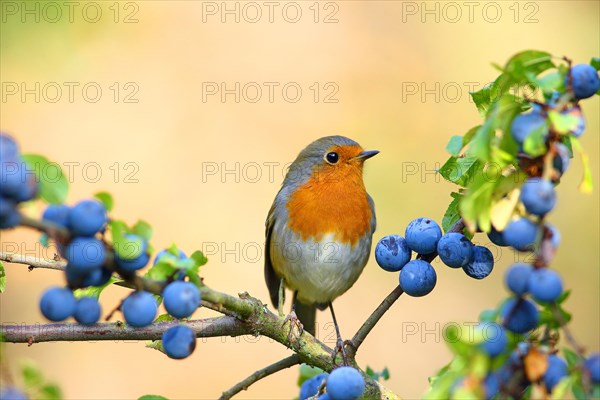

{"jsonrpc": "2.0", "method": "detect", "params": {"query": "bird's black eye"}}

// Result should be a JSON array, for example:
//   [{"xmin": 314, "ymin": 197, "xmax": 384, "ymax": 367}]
[{"xmin": 325, "ymin": 152, "xmax": 339, "ymax": 164}]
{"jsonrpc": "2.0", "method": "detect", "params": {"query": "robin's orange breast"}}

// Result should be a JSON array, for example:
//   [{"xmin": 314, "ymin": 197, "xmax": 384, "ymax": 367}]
[{"xmin": 286, "ymin": 165, "xmax": 372, "ymax": 247}]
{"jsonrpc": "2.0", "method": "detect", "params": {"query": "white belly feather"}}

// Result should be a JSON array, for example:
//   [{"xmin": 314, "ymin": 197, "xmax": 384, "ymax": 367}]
[{"xmin": 270, "ymin": 221, "xmax": 371, "ymax": 304}]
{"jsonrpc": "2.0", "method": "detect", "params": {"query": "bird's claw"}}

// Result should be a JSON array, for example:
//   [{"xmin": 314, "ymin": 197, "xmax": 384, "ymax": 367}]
[
  {"xmin": 332, "ymin": 338, "xmax": 350, "ymax": 366},
  {"xmin": 282, "ymin": 310, "xmax": 304, "ymax": 345}
]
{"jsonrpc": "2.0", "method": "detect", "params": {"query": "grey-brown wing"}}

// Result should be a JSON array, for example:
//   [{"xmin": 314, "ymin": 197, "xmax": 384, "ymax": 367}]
[
  {"xmin": 368, "ymin": 193, "xmax": 377, "ymax": 235},
  {"xmin": 264, "ymin": 203, "xmax": 282, "ymax": 308}
]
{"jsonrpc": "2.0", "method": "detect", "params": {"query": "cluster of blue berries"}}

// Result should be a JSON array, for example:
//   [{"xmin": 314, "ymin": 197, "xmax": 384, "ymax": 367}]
[
  {"xmin": 0, "ymin": 132, "xmax": 200, "ymax": 361},
  {"xmin": 494, "ymin": 67, "xmax": 600, "ymax": 255},
  {"xmin": 39, "ymin": 198, "xmax": 109, "ymax": 326},
  {"xmin": 375, "ymin": 217, "xmax": 495, "ymax": 296},
  {"xmin": 453, "ymin": 63, "xmax": 600, "ymax": 398},
  {"xmin": 36, "ymin": 214, "xmax": 200, "ymax": 359},
  {"xmin": 299, "ymin": 366, "xmax": 365, "ymax": 400},
  {"xmin": 499, "ymin": 64, "xmax": 598, "ymax": 252},
  {"xmin": 0, "ymin": 134, "xmax": 38, "ymax": 228},
  {"xmin": 511, "ymin": 63, "xmax": 598, "ymax": 149}
]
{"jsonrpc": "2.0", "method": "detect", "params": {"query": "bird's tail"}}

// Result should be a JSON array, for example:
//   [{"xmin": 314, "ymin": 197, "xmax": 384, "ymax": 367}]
[{"xmin": 295, "ymin": 301, "xmax": 316, "ymax": 336}]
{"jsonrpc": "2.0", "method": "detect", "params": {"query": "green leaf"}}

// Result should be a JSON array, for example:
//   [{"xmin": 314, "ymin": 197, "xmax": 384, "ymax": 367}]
[
  {"xmin": 22, "ymin": 361, "xmax": 44, "ymax": 388},
  {"xmin": 145, "ymin": 262, "xmax": 176, "ymax": 281},
  {"xmin": 470, "ymin": 83, "xmax": 495, "ymax": 116},
  {"xmin": 548, "ymin": 110, "xmax": 581, "ymax": 135},
  {"xmin": 469, "ymin": 95, "xmax": 523, "ymax": 165},
  {"xmin": 110, "ymin": 220, "xmax": 144, "ymax": 260},
  {"xmin": 540, "ymin": 303, "xmax": 572, "ymax": 329},
  {"xmin": 470, "ymin": 352, "xmax": 490, "ymax": 380},
  {"xmin": 187, "ymin": 274, "xmax": 201, "ymax": 287},
  {"xmin": 38, "ymin": 383, "xmax": 63, "ymax": 400},
  {"xmin": 562, "ymin": 348, "xmax": 580, "ymax": 368},
  {"xmin": 439, "ymin": 157, "xmax": 459, "ymax": 183},
  {"xmin": 560, "ymin": 135, "xmax": 573, "ymax": 156},
  {"xmin": 39, "ymin": 234, "xmax": 49, "ymax": 248},
  {"xmin": 190, "ymin": 250, "xmax": 208, "ymax": 268},
  {"xmin": 154, "ymin": 313, "xmax": 175, "ymax": 323},
  {"xmin": 591, "ymin": 57, "xmax": 600, "ymax": 71},
  {"xmin": 479, "ymin": 308, "xmax": 498, "ymax": 323},
  {"xmin": 297, "ymin": 364, "xmax": 326, "ymax": 387},
  {"xmin": 470, "ymin": 75, "xmax": 511, "ymax": 117},
  {"xmin": 364, "ymin": 366, "xmax": 390, "ymax": 382},
  {"xmin": 167, "ymin": 243, "xmax": 181, "ymax": 257},
  {"xmin": 523, "ymin": 123, "xmax": 548, "ymax": 157},
  {"xmin": 73, "ymin": 277, "xmax": 120, "ymax": 300},
  {"xmin": 446, "ymin": 136, "xmax": 464, "ymax": 156},
  {"xmin": 557, "ymin": 289, "xmax": 571, "ymax": 305},
  {"xmin": 110, "ymin": 220, "xmax": 128, "ymax": 246},
  {"xmin": 444, "ymin": 325, "xmax": 474, "ymax": 357},
  {"xmin": 132, "ymin": 220, "xmax": 153, "ymax": 242},
  {"xmin": 94, "ymin": 192, "xmax": 114, "ymax": 212},
  {"xmin": 551, "ymin": 375, "xmax": 575, "ymax": 400},
  {"xmin": 592, "ymin": 384, "xmax": 600, "ymax": 399},
  {"xmin": 459, "ymin": 173, "xmax": 497, "ymax": 232},
  {"xmin": 442, "ymin": 192, "xmax": 462, "ymax": 233},
  {"xmin": 468, "ymin": 119, "xmax": 495, "ymax": 162},
  {"xmin": 503, "ymin": 50, "xmax": 554, "ymax": 82},
  {"xmin": 145, "ymin": 339, "xmax": 164, "ymax": 353},
  {"xmin": 0, "ymin": 261, "xmax": 6, "ymax": 293},
  {"xmin": 571, "ymin": 380, "xmax": 587, "ymax": 400},
  {"xmin": 439, "ymin": 157, "xmax": 481, "ymax": 187},
  {"xmin": 535, "ymin": 71, "xmax": 565, "ymax": 94},
  {"xmin": 462, "ymin": 125, "xmax": 481, "ymax": 147},
  {"xmin": 365, "ymin": 366, "xmax": 376, "ymax": 380},
  {"xmin": 138, "ymin": 396, "xmax": 168, "ymax": 400},
  {"xmin": 381, "ymin": 367, "xmax": 390, "ymax": 381},
  {"xmin": 21, "ymin": 154, "xmax": 69, "ymax": 204},
  {"xmin": 570, "ymin": 137, "xmax": 593, "ymax": 193}
]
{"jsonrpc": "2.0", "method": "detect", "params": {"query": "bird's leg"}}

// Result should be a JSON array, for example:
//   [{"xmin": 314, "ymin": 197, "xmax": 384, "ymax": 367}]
[
  {"xmin": 277, "ymin": 278, "xmax": 285, "ymax": 317},
  {"xmin": 282, "ymin": 291, "xmax": 304, "ymax": 345},
  {"xmin": 329, "ymin": 302, "xmax": 349, "ymax": 366}
]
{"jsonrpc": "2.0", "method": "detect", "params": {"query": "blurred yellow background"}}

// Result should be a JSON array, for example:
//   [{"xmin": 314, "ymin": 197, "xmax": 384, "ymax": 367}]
[{"xmin": 1, "ymin": 1, "xmax": 599, "ymax": 399}]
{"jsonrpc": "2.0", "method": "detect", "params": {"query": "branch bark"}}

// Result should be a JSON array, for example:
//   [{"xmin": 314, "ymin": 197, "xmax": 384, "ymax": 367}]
[
  {"xmin": 1, "ymin": 317, "xmax": 248, "ymax": 343},
  {"xmin": 0, "ymin": 252, "xmax": 66, "ymax": 270}
]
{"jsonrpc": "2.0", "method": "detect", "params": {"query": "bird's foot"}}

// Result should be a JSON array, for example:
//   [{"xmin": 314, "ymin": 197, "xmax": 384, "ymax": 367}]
[
  {"xmin": 282, "ymin": 310, "xmax": 304, "ymax": 345},
  {"xmin": 332, "ymin": 338, "xmax": 351, "ymax": 366}
]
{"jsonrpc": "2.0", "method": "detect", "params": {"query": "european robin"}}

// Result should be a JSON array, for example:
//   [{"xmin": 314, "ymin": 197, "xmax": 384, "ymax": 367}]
[{"xmin": 264, "ymin": 136, "xmax": 378, "ymax": 359}]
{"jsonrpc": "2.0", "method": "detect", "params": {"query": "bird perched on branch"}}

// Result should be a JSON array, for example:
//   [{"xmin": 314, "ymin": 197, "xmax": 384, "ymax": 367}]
[{"xmin": 264, "ymin": 135, "xmax": 378, "ymax": 362}]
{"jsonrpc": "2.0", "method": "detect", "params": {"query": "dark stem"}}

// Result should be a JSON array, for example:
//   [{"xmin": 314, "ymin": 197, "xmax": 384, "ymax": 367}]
[
  {"xmin": 348, "ymin": 285, "xmax": 403, "ymax": 355},
  {"xmin": 218, "ymin": 355, "xmax": 301, "ymax": 400},
  {"xmin": 551, "ymin": 304, "xmax": 586, "ymax": 357},
  {"xmin": 1, "ymin": 317, "xmax": 248, "ymax": 343},
  {"xmin": 20, "ymin": 215, "xmax": 70, "ymax": 242}
]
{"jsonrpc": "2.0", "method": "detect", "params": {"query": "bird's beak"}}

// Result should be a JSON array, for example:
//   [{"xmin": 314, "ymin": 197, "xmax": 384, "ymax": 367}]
[{"xmin": 352, "ymin": 150, "xmax": 379, "ymax": 161}]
